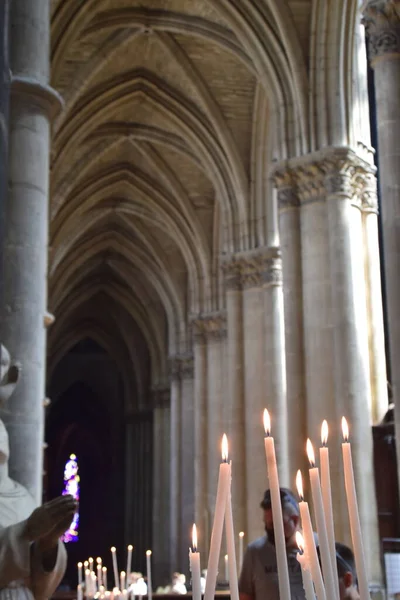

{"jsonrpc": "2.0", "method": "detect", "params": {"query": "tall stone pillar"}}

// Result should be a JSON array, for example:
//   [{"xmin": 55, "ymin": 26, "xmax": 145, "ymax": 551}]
[
  {"xmin": 1, "ymin": 0, "xmax": 62, "ymax": 503},
  {"xmin": 0, "ymin": 0, "xmax": 10, "ymax": 318},
  {"xmin": 152, "ymin": 388, "xmax": 170, "ymax": 585},
  {"xmin": 179, "ymin": 356, "xmax": 195, "ymax": 572},
  {"xmin": 223, "ymin": 264, "xmax": 247, "ymax": 550},
  {"xmin": 363, "ymin": 0, "xmax": 400, "ymax": 479},
  {"xmin": 274, "ymin": 170, "xmax": 307, "ymax": 482},
  {"xmin": 324, "ymin": 150, "xmax": 381, "ymax": 584},
  {"xmin": 192, "ymin": 325, "xmax": 208, "ymax": 556},
  {"xmin": 262, "ymin": 248, "xmax": 289, "ymax": 487},
  {"xmin": 169, "ymin": 364, "xmax": 182, "ymax": 572}
]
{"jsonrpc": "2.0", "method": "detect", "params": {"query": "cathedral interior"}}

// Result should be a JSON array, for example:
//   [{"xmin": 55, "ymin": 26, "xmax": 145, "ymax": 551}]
[{"xmin": 1, "ymin": 0, "xmax": 400, "ymax": 595}]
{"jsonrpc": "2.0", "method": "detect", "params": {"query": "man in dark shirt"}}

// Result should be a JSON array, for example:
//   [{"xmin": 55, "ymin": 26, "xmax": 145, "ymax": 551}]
[{"xmin": 239, "ymin": 488, "xmax": 305, "ymax": 600}]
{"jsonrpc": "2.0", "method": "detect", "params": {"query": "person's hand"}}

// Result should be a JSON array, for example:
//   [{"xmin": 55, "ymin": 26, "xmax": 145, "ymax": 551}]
[{"xmin": 24, "ymin": 495, "xmax": 77, "ymax": 543}]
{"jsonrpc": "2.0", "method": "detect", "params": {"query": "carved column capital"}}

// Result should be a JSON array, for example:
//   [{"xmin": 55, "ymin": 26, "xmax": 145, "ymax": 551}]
[
  {"xmin": 222, "ymin": 248, "xmax": 283, "ymax": 290},
  {"xmin": 272, "ymin": 168, "xmax": 300, "ymax": 211},
  {"xmin": 151, "ymin": 386, "xmax": 170, "ymax": 408},
  {"xmin": 192, "ymin": 312, "xmax": 227, "ymax": 343},
  {"xmin": 362, "ymin": 0, "xmax": 400, "ymax": 62},
  {"xmin": 169, "ymin": 354, "xmax": 194, "ymax": 381}
]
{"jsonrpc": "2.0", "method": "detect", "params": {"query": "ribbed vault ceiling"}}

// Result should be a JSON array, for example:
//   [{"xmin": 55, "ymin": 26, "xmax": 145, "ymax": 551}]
[{"xmin": 48, "ymin": 0, "xmax": 312, "ymax": 406}]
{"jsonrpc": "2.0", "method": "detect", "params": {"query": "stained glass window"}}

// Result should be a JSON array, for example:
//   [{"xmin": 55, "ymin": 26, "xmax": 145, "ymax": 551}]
[{"xmin": 61, "ymin": 453, "xmax": 80, "ymax": 543}]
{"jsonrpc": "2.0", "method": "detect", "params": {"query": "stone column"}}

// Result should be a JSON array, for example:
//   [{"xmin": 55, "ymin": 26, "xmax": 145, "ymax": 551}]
[
  {"xmin": 274, "ymin": 171, "xmax": 307, "ymax": 481},
  {"xmin": 0, "ymin": 0, "xmax": 10, "ymax": 321},
  {"xmin": 179, "ymin": 356, "xmax": 195, "ymax": 573},
  {"xmin": 192, "ymin": 323, "xmax": 208, "ymax": 556},
  {"xmin": 363, "ymin": 0, "xmax": 400, "ymax": 478},
  {"xmin": 0, "ymin": 0, "xmax": 62, "ymax": 503},
  {"xmin": 223, "ymin": 266, "xmax": 247, "ymax": 552},
  {"xmin": 324, "ymin": 151, "xmax": 382, "ymax": 585},
  {"xmin": 262, "ymin": 248, "xmax": 289, "ymax": 487},
  {"xmin": 169, "ymin": 362, "xmax": 182, "ymax": 572},
  {"xmin": 204, "ymin": 314, "xmax": 226, "ymax": 570},
  {"xmin": 152, "ymin": 388, "xmax": 170, "ymax": 585}
]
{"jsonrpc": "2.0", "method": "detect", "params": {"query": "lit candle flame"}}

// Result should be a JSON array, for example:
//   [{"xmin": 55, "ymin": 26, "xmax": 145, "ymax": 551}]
[
  {"xmin": 121, "ymin": 572, "xmax": 126, "ymax": 576},
  {"xmin": 342, "ymin": 417, "xmax": 349, "ymax": 442},
  {"xmin": 84, "ymin": 561, "xmax": 89, "ymax": 568},
  {"xmin": 89, "ymin": 557, "xmax": 94, "ymax": 564},
  {"xmin": 239, "ymin": 531, "xmax": 244, "ymax": 538},
  {"xmin": 296, "ymin": 469, "xmax": 304, "ymax": 500},
  {"xmin": 192, "ymin": 523, "xmax": 198, "ymax": 551},
  {"xmin": 128, "ymin": 545, "xmax": 133, "ymax": 551},
  {"xmin": 321, "ymin": 420, "xmax": 328, "ymax": 446},
  {"xmin": 78, "ymin": 562, "xmax": 83, "ymax": 568},
  {"xmin": 222, "ymin": 434, "xmax": 228, "ymax": 461},
  {"xmin": 97, "ymin": 558, "xmax": 102, "ymax": 565},
  {"xmin": 146, "ymin": 550, "xmax": 152, "ymax": 557},
  {"xmin": 102, "ymin": 567, "xmax": 107, "ymax": 573},
  {"xmin": 296, "ymin": 531, "xmax": 305, "ymax": 554},
  {"xmin": 111, "ymin": 547, "xmax": 116, "ymax": 553},
  {"xmin": 306, "ymin": 439, "xmax": 315, "ymax": 467},
  {"xmin": 263, "ymin": 409, "xmax": 271, "ymax": 436}
]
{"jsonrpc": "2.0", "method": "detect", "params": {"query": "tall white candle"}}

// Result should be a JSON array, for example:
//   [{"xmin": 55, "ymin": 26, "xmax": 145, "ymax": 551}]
[
  {"xmin": 224, "ymin": 555, "xmax": 229, "ymax": 582},
  {"xmin": 127, "ymin": 545, "xmax": 133, "ymax": 580},
  {"xmin": 306, "ymin": 439, "xmax": 337, "ymax": 600},
  {"xmin": 225, "ymin": 484, "xmax": 239, "ymax": 600},
  {"xmin": 89, "ymin": 558, "xmax": 94, "ymax": 573},
  {"xmin": 78, "ymin": 562, "xmax": 83, "ymax": 586},
  {"xmin": 103, "ymin": 567, "xmax": 108, "ymax": 591},
  {"xmin": 97, "ymin": 558, "xmax": 103, "ymax": 587},
  {"xmin": 341, "ymin": 417, "xmax": 370, "ymax": 600},
  {"xmin": 263, "ymin": 409, "xmax": 291, "ymax": 600},
  {"xmin": 85, "ymin": 569, "xmax": 91, "ymax": 595},
  {"xmin": 111, "ymin": 547, "xmax": 120, "ymax": 590},
  {"xmin": 204, "ymin": 434, "xmax": 231, "ymax": 600},
  {"xmin": 320, "ymin": 422, "xmax": 340, "ymax": 600},
  {"xmin": 238, "ymin": 532, "xmax": 244, "ymax": 572},
  {"xmin": 296, "ymin": 532, "xmax": 316, "ymax": 600},
  {"xmin": 120, "ymin": 572, "xmax": 126, "ymax": 592},
  {"xmin": 189, "ymin": 524, "xmax": 202, "ymax": 600},
  {"xmin": 146, "ymin": 551, "xmax": 152, "ymax": 600},
  {"xmin": 296, "ymin": 470, "xmax": 326, "ymax": 600},
  {"xmin": 77, "ymin": 584, "xmax": 83, "ymax": 600}
]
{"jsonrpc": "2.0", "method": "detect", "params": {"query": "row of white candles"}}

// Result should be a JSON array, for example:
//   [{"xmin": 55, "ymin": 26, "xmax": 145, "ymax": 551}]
[
  {"xmin": 77, "ymin": 547, "xmax": 152, "ymax": 600},
  {"xmin": 264, "ymin": 410, "xmax": 370, "ymax": 600},
  {"xmin": 192, "ymin": 411, "xmax": 369, "ymax": 600}
]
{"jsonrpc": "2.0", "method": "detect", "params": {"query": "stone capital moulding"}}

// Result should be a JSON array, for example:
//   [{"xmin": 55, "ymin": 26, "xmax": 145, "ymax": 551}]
[
  {"xmin": 191, "ymin": 312, "xmax": 227, "ymax": 344},
  {"xmin": 169, "ymin": 354, "xmax": 194, "ymax": 381},
  {"xmin": 151, "ymin": 387, "xmax": 170, "ymax": 408},
  {"xmin": 362, "ymin": 0, "xmax": 400, "ymax": 62},
  {"xmin": 271, "ymin": 148, "xmax": 378, "ymax": 213},
  {"xmin": 10, "ymin": 76, "xmax": 64, "ymax": 120},
  {"xmin": 222, "ymin": 247, "xmax": 283, "ymax": 290}
]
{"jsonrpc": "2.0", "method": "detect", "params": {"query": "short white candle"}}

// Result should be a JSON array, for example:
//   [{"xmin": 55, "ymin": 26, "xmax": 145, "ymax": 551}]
[
  {"xmin": 146, "ymin": 551, "xmax": 152, "ymax": 600},
  {"xmin": 78, "ymin": 562, "xmax": 83, "ymax": 586},
  {"xmin": 341, "ymin": 418, "xmax": 370, "ymax": 600},
  {"xmin": 102, "ymin": 567, "xmax": 108, "ymax": 591},
  {"xmin": 89, "ymin": 558, "xmax": 94, "ymax": 573},
  {"xmin": 306, "ymin": 439, "xmax": 337, "ymax": 600},
  {"xmin": 238, "ymin": 532, "xmax": 244, "ymax": 571},
  {"xmin": 189, "ymin": 524, "xmax": 202, "ymax": 600},
  {"xmin": 127, "ymin": 545, "xmax": 133, "ymax": 580},
  {"xmin": 204, "ymin": 434, "xmax": 231, "ymax": 600},
  {"xmin": 85, "ymin": 569, "xmax": 91, "ymax": 595},
  {"xmin": 111, "ymin": 547, "xmax": 120, "ymax": 590},
  {"xmin": 225, "ymin": 486, "xmax": 239, "ymax": 600},
  {"xmin": 224, "ymin": 555, "xmax": 229, "ymax": 582},
  {"xmin": 320, "ymin": 422, "xmax": 340, "ymax": 600},
  {"xmin": 296, "ymin": 470, "xmax": 326, "ymax": 600},
  {"xmin": 263, "ymin": 409, "xmax": 291, "ymax": 600},
  {"xmin": 120, "ymin": 572, "xmax": 126, "ymax": 592},
  {"xmin": 296, "ymin": 531, "xmax": 316, "ymax": 600}
]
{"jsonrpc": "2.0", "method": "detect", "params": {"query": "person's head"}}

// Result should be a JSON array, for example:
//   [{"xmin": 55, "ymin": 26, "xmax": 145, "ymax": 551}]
[
  {"xmin": 335, "ymin": 543, "xmax": 358, "ymax": 600},
  {"xmin": 260, "ymin": 488, "xmax": 300, "ymax": 548}
]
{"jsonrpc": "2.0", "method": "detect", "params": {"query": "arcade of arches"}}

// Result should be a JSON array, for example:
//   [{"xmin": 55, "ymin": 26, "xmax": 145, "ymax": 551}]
[{"xmin": 1, "ymin": 0, "xmax": 400, "ymax": 592}]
